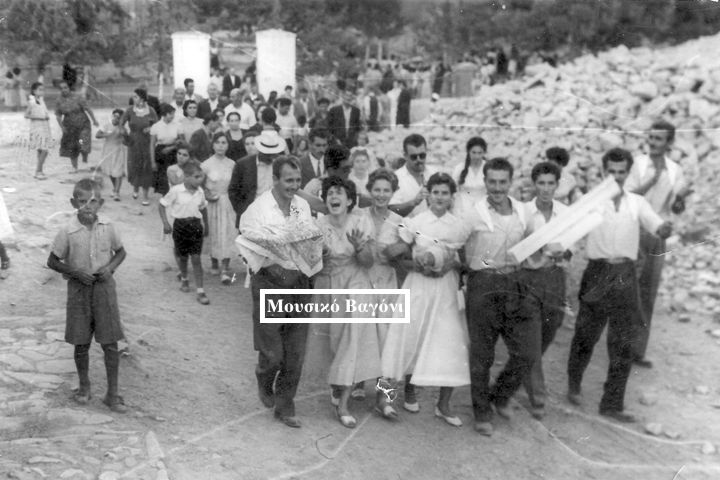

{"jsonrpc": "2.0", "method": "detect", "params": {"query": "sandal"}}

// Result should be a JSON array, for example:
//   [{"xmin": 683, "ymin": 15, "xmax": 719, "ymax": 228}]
[
  {"xmin": 102, "ymin": 394, "xmax": 127, "ymax": 414},
  {"xmin": 335, "ymin": 406, "xmax": 357, "ymax": 429},
  {"xmin": 374, "ymin": 404, "xmax": 399, "ymax": 421}
]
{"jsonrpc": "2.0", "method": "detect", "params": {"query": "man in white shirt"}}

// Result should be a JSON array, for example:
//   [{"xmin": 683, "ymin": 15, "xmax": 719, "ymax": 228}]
[
  {"xmin": 389, "ymin": 134, "xmax": 435, "ymax": 218},
  {"xmin": 462, "ymin": 157, "xmax": 537, "ymax": 437},
  {"xmin": 239, "ymin": 157, "xmax": 312, "ymax": 429},
  {"xmin": 625, "ymin": 120, "xmax": 689, "ymax": 369},
  {"xmin": 183, "ymin": 78, "xmax": 203, "ymax": 103},
  {"xmin": 519, "ymin": 162, "xmax": 569, "ymax": 420},
  {"xmin": 224, "ymin": 88, "xmax": 257, "ymax": 133},
  {"xmin": 567, "ymin": 148, "xmax": 672, "ymax": 424},
  {"xmin": 275, "ymin": 97, "xmax": 298, "ymax": 151}
]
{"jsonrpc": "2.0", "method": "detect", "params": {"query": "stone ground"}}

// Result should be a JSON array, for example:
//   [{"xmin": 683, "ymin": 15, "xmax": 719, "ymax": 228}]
[{"xmin": 1, "ymin": 113, "xmax": 720, "ymax": 480}]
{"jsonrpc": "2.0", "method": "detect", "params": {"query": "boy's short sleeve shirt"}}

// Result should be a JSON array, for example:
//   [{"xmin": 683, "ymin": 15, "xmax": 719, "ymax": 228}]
[
  {"xmin": 51, "ymin": 215, "xmax": 123, "ymax": 274},
  {"xmin": 159, "ymin": 184, "xmax": 207, "ymax": 219}
]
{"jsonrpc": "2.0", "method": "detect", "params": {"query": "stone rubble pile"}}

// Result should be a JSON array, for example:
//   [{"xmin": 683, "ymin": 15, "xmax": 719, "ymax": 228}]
[{"xmin": 368, "ymin": 32, "xmax": 720, "ymax": 320}]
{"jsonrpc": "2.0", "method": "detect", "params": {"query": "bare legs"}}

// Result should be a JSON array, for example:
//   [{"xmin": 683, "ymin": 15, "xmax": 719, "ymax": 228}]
[{"xmin": 35, "ymin": 149, "xmax": 48, "ymax": 176}]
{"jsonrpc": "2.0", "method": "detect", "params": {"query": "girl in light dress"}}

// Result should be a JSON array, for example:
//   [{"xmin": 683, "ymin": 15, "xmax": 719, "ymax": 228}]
[
  {"xmin": 308, "ymin": 176, "xmax": 386, "ymax": 429},
  {"xmin": 96, "ymin": 109, "xmax": 128, "ymax": 199},
  {"xmin": 452, "ymin": 136, "xmax": 487, "ymax": 217},
  {"xmin": 200, "ymin": 132, "xmax": 238, "ymax": 285},
  {"xmin": 381, "ymin": 172, "xmax": 472, "ymax": 427},
  {"xmin": 25, "ymin": 82, "xmax": 53, "ymax": 179}
]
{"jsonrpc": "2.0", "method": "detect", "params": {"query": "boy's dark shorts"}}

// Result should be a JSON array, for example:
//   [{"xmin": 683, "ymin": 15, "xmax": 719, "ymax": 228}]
[
  {"xmin": 66, "ymin": 277, "xmax": 124, "ymax": 345},
  {"xmin": 172, "ymin": 217, "xmax": 204, "ymax": 257}
]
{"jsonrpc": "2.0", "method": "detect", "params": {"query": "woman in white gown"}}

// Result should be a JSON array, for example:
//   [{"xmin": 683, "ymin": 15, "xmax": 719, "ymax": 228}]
[
  {"xmin": 452, "ymin": 137, "xmax": 488, "ymax": 217},
  {"xmin": 382, "ymin": 172, "xmax": 472, "ymax": 427}
]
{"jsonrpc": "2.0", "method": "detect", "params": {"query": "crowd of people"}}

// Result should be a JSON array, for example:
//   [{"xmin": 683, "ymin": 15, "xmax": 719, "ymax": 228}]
[{"xmin": 32, "ymin": 67, "xmax": 688, "ymax": 436}]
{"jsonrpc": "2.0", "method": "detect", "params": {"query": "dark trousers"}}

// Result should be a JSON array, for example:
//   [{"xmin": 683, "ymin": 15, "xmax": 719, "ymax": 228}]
[
  {"xmin": 519, "ymin": 266, "xmax": 566, "ymax": 407},
  {"xmin": 567, "ymin": 260, "xmax": 641, "ymax": 412},
  {"xmin": 466, "ymin": 270, "xmax": 541, "ymax": 422},
  {"xmin": 251, "ymin": 268, "xmax": 310, "ymax": 417},
  {"xmin": 634, "ymin": 229, "xmax": 665, "ymax": 359}
]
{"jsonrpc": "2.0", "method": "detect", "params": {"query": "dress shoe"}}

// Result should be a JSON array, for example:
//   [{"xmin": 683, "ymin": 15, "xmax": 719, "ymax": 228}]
[
  {"xmin": 599, "ymin": 409, "xmax": 636, "ymax": 423},
  {"xmin": 493, "ymin": 401, "xmax": 513, "ymax": 420},
  {"xmin": 434, "ymin": 406, "xmax": 462, "ymax": 427},
  {"xmin": 633, "ymin": 358, "xmax": 653, "ymax": 369},
  {"xmin": 374, "ymin": 403, "xmax": 399, "ymax": 421},
  {"xmin": 474, "ymin": 421, "xmax": 493, "ymax": 436},
  {"xmin": 274, "ymin": 411, "xmax": 302, "ymax": 428},
  {"xmin": 258, "ymin": 386, "xmax": 274, "ymax": 408},
  {"xmin": 567, "ymin": 391, "xmax": 583, "ymax": 406}
]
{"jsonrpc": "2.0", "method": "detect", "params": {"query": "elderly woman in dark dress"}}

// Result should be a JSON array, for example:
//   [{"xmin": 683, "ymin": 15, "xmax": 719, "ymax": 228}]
[
  {"xmin": 55, "ymin": 80, "xmax": 99, "ymax": 173},
  {"xmin": 121, "ymin": 88, "xmax": 158, "ymax": 206}
]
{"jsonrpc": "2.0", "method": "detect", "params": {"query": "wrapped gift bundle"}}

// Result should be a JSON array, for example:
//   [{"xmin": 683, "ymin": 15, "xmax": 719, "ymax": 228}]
[{"xmin": 236, "ymin": 219, "xmax": 325, "ymax": 277}]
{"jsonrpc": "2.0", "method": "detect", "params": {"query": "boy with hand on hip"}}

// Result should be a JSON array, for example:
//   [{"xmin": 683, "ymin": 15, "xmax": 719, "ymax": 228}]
[{"xmin": 47, "ymin": 178, "xmax": 128, "ymax": 413}]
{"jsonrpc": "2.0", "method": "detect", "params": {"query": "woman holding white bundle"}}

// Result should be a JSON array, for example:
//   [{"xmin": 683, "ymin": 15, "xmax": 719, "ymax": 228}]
[{"xmin": 382, "ymin": 172, "xmax": 471, "ymax": 427}]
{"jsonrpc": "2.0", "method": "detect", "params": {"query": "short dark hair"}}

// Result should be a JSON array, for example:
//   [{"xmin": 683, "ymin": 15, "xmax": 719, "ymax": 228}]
[
  {"xmin": 73, "ymin": 178, "xmax": 102, "ymax": 199},
  {"xmin": 181, "ymin": 159, "xmax": 203, "ymax": 176},
  {"xmin": 112, "ymin": 108, "xmax": 124, "ymax": 117},
  {"xmin": 366, "ymin": 168, "xmax": 399, "ymax": 193},
  {"xmin": 134, "ymin": 88, "xmax": 148, "ymax": 102},
  {"xmin": 545, "ymin": 147, "xmax": 569, "ymax": 167},
  {"xmin": 402, "ymin": 133, "xmax": 426, "ymax": 154},
  {"xmin": 158, "ymin": 103, "xmax": 176, "ymax": 117},
  {"xmin": 531, "ymin": 162, "xmax": 561, "ymax": 182},
  {"xmin": 272, "ymin": 155, "xmax": 300, "ymax": 178},
  {"xmin": 226, "ymin": 111, "xmax": 241, "ymax": 122},
  {"xmin": 321, "ymin": 176, "xmax": 357, "ymax": 212},
  {"xmin": 483, "ymin": 157, "xmax": 514, "ymax": 179},
  {"xmin": 308, "ymin": 128, "xmax": 329, "ymax": 142},
  {"xmin": 602, "ymin": 148, "xmax": 634, "ymax": 171},
  {"xmin": 261, "ymin": 107, "xmax": 277, "ymax": 124},
  {"xmin": 317, "ymin": 97, "xmax": 330, "ymax": 106},
  {"xmin": 277, "ymin": 97, "xmax": 292, "ymax": 107},
  {"xmin": 324, "ymin": 144, "xmax": 350, "ymax": 171},
  {"xmin": 426, "ymin": 172, "xmax": 457, "ymax": 195},
  {"xmin": 650, "ymin": 119, "xmax": 675, "ymax": 143},
  {"xmin": 211, "ymin": 131, "xmax": 228, "ymax": 144},
  {"xmin": 182, "ymin": 99, "xmax": 197, "ymax": 117},
  {"xmin": 184, "ymin": 78, "xmax": 194, "ymax": 88},
  {"xmin": 202, "ymin": 112, "xmax": 220, "ymax": 125}
]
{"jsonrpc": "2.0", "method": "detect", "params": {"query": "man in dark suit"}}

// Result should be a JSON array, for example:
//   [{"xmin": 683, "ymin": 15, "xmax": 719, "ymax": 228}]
[
  {"xmin": 327, "ymin": 84, "xmax": 362, "ymax": 149},
  {"xmin": 197, "ymin": 84, "xmax": 228, "ymax": 119},
  {"xmin": 297, "ymin": 128, "xmax": 329, "ymax": 188},
  {"xmin": 293, "ymin": 87, "xmax": 315, "ymax": 123},
  {"xmin": 222, "ymin": 67, "xmax": 242, "ymax": 98},
  {"xmin": 228, "ymin": 130, "xmax": 286, "ymax": 228}
]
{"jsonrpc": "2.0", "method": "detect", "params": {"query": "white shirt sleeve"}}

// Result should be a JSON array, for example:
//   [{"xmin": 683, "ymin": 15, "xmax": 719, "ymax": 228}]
[{"xmin": 636, "ymin": 195, "xmax": 664, "ymax": 234}]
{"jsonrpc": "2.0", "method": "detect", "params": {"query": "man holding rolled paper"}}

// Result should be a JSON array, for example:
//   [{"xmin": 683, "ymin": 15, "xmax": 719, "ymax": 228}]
[
  {"xmin": 519, "ymin": 162, "xmax": 569, "ymax": 420},
  {"xmin": 566, "ymin": 148, "xmax": 672, "ymax": 423}
]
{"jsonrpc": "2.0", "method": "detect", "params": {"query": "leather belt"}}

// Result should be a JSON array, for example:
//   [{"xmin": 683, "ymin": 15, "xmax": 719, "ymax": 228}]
[{"xmin": 592, "ymin": 257, "xmax": 632, "ymax": 265}]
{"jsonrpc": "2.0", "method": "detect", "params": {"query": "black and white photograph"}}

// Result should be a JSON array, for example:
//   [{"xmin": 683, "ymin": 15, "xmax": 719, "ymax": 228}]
[{"xmin": 0, "ymin": 0, "xmax": 719, "ymax": 478}]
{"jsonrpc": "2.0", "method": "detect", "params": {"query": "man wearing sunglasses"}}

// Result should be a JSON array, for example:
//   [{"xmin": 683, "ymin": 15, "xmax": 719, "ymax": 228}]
[{"xmin": 389, "ymin": 133, "xmax": 436, "ymax": 218}]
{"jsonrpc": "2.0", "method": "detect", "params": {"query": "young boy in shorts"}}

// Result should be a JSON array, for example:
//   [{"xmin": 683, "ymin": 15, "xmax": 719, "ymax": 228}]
[{"xmin": 47, "ymin": 178, "xmax": 128, "ymax": 413}]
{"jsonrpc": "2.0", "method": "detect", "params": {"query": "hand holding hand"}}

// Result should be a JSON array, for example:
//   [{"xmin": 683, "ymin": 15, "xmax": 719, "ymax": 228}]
[
  {"xmin": 93, "ymin": 266, "xmax": 113, "ymax": 283},
  {"xmin": 73, "ymin": 270, "xmax": 96, "ymax": 286}
]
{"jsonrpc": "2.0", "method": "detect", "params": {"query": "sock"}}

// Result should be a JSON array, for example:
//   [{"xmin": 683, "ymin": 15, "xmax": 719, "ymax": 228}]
[
  {"xmin": 102, "ymin": 342, "xmax": 120, "ymax": 398},
  {"xmin": 74, "ymin": 344, "xmax": 91, "ymax": 390},
  {"xmin": 197, "ymin": 288, "xmax": 205, "ymax": 294}
]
